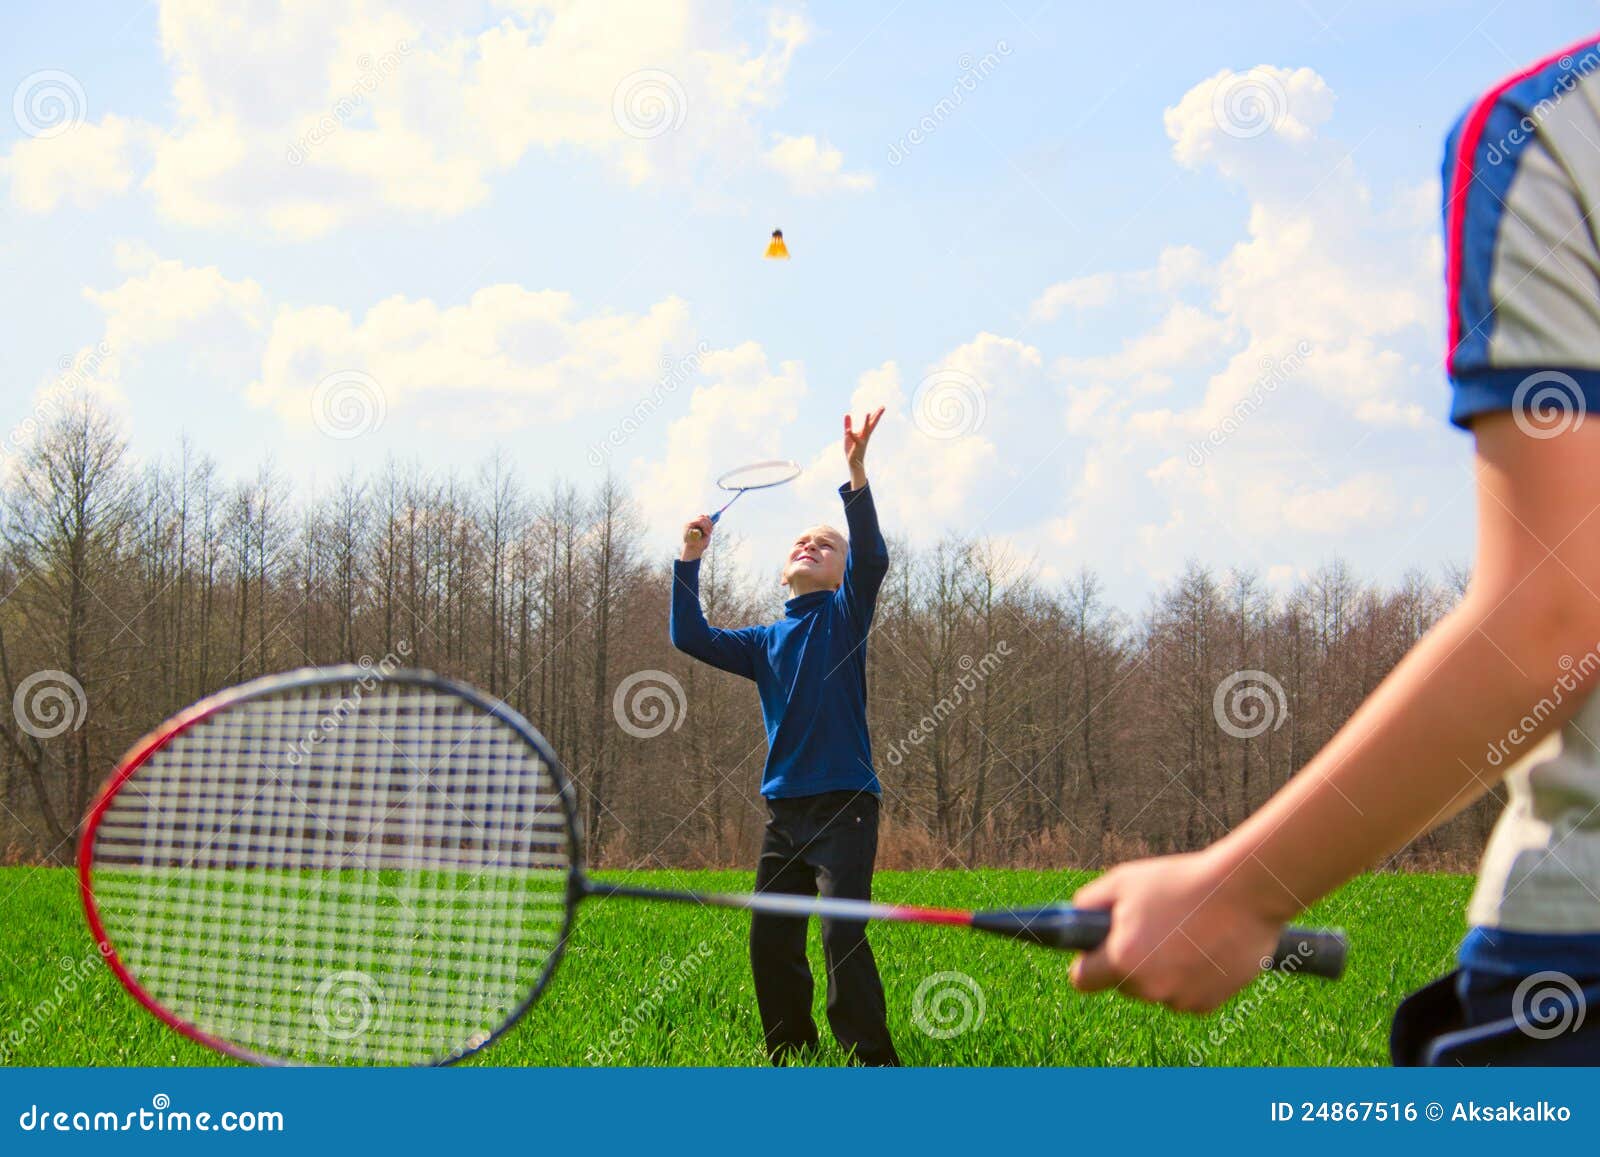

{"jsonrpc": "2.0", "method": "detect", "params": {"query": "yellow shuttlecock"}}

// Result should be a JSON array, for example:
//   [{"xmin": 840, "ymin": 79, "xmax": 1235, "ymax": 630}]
[{"xmin": 764, "ymin": 228, "xmax": 789, "ymax": 259}]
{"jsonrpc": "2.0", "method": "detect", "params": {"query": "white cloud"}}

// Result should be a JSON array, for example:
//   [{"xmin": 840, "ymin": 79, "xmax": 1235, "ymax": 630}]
[
  {"xmin": 3, "ymin": 116, "xmax": 141, "ymax": 211},
  {"xmin": 1060, "ymin": 302, "xmax": 1234, "ymax": 382},
  {"xmin": 82, "ymin": 254, "xmax": 268, "ymax": 358},
  {"xmin": 762, "ymin": 133, "xmax": 875, "ymax": 195},
  {"xmin": 249, "ymin": 286, "xmax": 696, "ymax": 432},
  {"xmin": 632, "ymin": 344, "xmax": 808, "ymax": 570},
  {"xmin": 1164, "ymin": 66, "xmax": 1335, "ymax": 173},
  {"xmin": 1007, "ymin": 65, "xmax": 1442, "ymax": 585},
  {"xmin": 1277, "ymin": 473, "xmax": 1397, "ymax": 534},
  {"xmin": 6, "ymin": 2, "xmax": 865, "ymax": 238},
  {"xmin": 1030, "ymin": 245, "xmax": 1210, "ymax": 321},
  {"xmin": 627, "ymin": 331, "xmax": 1050, "ymax": 577},
  {"xmin": 77, "ymin": 251, "xmax": 704, "ymax": 446},
  {"xmin": 1029, "ymin": 273, "xmax": 1117, "ymax": 320}
]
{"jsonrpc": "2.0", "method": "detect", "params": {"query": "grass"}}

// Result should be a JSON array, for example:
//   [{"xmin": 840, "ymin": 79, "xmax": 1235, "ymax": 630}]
[{"xmin": 0, "ymin": 867, "xmax": 1470, "ymax": 1066}]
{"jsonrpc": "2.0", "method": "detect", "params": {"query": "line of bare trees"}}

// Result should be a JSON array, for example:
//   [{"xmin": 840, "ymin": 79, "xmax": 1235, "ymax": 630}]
[{"xmin": 0, "ymin": 400, "xmax": 1498, "ymax": 869}]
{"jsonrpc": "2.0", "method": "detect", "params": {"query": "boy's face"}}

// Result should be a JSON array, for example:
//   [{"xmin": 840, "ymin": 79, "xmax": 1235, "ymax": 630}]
[{"xmin": 781, "ymin": 525, "xmax": 847, "ymax": 592}]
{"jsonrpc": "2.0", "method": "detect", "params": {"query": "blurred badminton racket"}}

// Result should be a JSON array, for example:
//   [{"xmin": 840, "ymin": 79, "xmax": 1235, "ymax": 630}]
[{"xmin": 81, "ymin": 666, "xmax": 1348, "ymax": 1066}]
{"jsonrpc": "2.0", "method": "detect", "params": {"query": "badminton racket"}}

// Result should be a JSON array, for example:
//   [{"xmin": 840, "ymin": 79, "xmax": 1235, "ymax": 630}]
[
  {"xmin": 686, "ymin": 458, "xmax": 802, "ymax": 540},
  {"xmin": 80, "ymin": 666, "xmax": 1348, "ymax": 1067}
]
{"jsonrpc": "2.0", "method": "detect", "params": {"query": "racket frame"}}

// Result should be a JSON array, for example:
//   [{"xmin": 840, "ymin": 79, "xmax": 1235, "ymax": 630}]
[
  {"xmin": 77, "ymin": 665, "xmax": 585, "ymax": 1067},
  {"xmin": 691, "ymin": 458, "xmax": 803, "ymax": 533},
  {"xmin": 713, "ymin": 458, "xmax": 802, "ymax": 493}
]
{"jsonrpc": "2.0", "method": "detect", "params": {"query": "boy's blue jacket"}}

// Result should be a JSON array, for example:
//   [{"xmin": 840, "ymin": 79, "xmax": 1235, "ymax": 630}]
[{"xmin": 669, "ymin": 482, "xmax": 888, "ymax": 799}]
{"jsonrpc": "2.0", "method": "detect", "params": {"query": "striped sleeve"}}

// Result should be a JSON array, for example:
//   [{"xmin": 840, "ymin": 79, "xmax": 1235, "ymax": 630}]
[{"xmin": 1444, "ymin": 34, "xmax": 1600, "ymax": 430}]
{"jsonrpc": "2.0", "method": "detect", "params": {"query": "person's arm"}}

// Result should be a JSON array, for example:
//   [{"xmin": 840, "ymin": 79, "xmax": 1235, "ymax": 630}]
[
  {"xmin": 1070, "ymin": 413, "xmax": 1600, "ymax": 1012},
  {"xmin": 838, "ymin": 408, "xmax": 888, "ymax": 624},
  {"xmin": 669, "ymin": 514, "xmax": 760, "ymax": 679}
]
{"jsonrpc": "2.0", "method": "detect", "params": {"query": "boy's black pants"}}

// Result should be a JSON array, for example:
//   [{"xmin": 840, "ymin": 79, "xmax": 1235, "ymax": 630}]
[{"xmin": 750, "ymin": 789, "xmax": 901, "ymax": 1066}]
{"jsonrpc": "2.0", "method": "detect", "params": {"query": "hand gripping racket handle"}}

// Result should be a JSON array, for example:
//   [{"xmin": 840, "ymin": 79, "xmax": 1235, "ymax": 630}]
[
  {"xmin": 686, "ymin": 500, "xmax": 735, "ymax": 541},
  {"xmin": 968, "ymin": 906, "xmax": 1347, "ymax": 980}
]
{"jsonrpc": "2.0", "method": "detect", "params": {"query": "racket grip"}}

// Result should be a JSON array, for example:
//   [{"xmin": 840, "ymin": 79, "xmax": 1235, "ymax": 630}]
[
  {"xmin": 686, "ymin": 512, "xmax": 722, "ymax": 541},
  {"xmin": 969, "ymin": 906, "xmax": 1347, "ymax": 980}
]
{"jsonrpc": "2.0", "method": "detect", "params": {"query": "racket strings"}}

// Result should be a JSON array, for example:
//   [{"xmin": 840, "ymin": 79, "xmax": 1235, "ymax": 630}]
[{"xmin": 89, "ymin": 683, "xmax": 574, "ymax": 1065}]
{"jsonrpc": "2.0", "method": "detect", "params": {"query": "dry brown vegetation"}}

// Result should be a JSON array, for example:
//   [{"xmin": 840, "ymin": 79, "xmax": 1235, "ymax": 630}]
[{"xmin": 0, "ymin": 401, "xmax": 1495, "ymax": 870}]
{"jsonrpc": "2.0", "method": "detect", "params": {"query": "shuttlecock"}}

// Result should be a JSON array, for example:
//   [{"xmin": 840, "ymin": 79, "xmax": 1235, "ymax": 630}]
[{"xmin": 764, "ymin": 229, "xmax": 789, "ymax": 259}]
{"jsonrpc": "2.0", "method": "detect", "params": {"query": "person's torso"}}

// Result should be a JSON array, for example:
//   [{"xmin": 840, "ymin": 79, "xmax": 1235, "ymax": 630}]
[
  {"xmin": 750, "ymin": 591, "xmax": 878, "ymax": 798},
  {"xmin": 1472, "ymin": 687, "xmax": 1600, "ymax": 931}
]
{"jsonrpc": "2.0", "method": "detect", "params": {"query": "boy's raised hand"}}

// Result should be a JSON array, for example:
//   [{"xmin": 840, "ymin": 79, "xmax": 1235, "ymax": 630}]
[
  {"xmin": 843, "ymin": 407, "xmax": 885, "ymax": 487},
  {"xmin": 681, "ymin": 514, "xmax": 714, "ymax": 561}
]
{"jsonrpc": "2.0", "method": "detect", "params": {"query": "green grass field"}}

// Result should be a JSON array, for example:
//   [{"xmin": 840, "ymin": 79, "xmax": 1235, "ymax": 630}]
[{"xmin": 0, "ymin": 868, "xmax": 1470, "ymax": 1066}]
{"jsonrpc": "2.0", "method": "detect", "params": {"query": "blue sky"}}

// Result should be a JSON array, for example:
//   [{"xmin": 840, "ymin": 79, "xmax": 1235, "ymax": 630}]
[{"xmin": 3, "ymin": 1, "xmax": 1595, "ymax": 604}]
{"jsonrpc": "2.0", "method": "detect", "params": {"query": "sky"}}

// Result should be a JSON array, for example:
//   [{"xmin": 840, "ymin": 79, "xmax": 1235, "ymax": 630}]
[{"xmin": 2, "ymin": 1, "xmax": 1595, "ymax": 606}]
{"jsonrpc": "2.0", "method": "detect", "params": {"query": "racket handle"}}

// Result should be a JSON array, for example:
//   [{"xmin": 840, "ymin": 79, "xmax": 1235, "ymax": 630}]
[
  {"xmin": 968, "ymin": 906, "xmax": 1347, "ymax": 980},
  {"xmin": 686, "ymin": 512, "xmax": 723, "ymax": 541}
]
